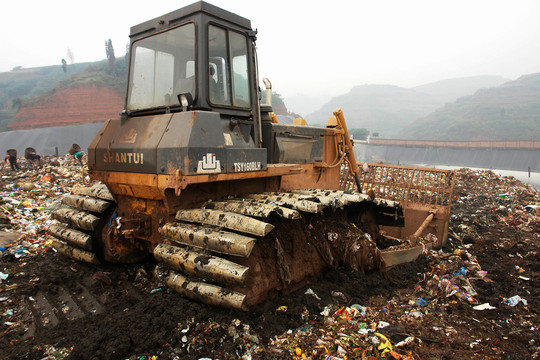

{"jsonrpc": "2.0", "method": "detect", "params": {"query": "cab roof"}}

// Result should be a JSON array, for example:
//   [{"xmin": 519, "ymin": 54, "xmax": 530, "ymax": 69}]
[{"xmin": 130, "ymin": 1, "xmax": 252, "ymax": 39}]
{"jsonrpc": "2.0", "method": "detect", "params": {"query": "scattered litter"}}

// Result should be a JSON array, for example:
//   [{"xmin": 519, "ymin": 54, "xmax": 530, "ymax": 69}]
[
  {"xmin": 377, "ymin": 320, "xmax": 390, "ymax": 328},
  {"xmin": 330, "ymin": 291, "xmax": 346, "ymax": 301},
  {"xmin": 395, "ymin": 336, "xmax": 419, "ymax": 348},
  {"xmin": 375, "ymin": 332, "xmax": 393, "ymax": 356},
  {"xmin": 350, "ymin": 303, "xmax": 366, "ymax": 317},
  {"xmin": 503, "ymin": 295, "xmax": 528, "ymax": 307},
  {"xmin": 305, "ymin": 288, "xmax": 321, "ymax": 300},
  {"xmin": 414, "ymin": 298, "xmax": 432, "ymax": 307},
  {"xmin": 473, "ymin": 303, "xmax": 496, "ymax": 310},
  {"xmin": 327, "ymin": 232, "xmax": 339, "ymax": 241}
]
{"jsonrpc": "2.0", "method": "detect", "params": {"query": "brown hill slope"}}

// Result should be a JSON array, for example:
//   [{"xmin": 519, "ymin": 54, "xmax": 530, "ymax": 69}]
[{"xmin": 9, "ymin": 85, "xmax": 124, "ymax": 130}]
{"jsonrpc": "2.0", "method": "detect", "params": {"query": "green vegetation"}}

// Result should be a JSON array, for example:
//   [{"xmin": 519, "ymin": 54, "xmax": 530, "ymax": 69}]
[
  {"xmin": 53, "ymin": 57, "xmax": 127, "ymax": 95},
  {"xmin": 401, "ymin": 74, "xmax": 540, "ymax": 140},
  {"xmin": 0, "ymin": 109, "xmax": 17, "ymax": 132},
  {"xmin": 0, "ymin": 62, "xmax": 92, "ymax": 109},
  {"xmin": 260, "ymin": 91, "xmax": 290, "ymax": 116},
  {"xmin": 349, "ymin": 128, "xmax": 369, "ymax": 140},
  {"xmin": 305, "ymin": 85, "xmax": 441, "ymax": 137}
]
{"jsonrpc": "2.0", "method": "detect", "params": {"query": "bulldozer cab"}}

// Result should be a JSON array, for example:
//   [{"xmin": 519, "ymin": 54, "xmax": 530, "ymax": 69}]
[
  {"xmin": 89, "ymin": 1, "xmax": 273, "ymax": 175},
  {"xmin": 89, "ymin": 1, "xmax": 331, "ymax": 176},
  {"xmin": 126, "ymin": 1, "xmax": 256, "ymax": 119}
]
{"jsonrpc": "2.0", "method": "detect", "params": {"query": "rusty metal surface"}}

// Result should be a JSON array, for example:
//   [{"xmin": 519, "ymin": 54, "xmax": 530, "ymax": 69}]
[
  {"xmin": 345, "ymin": 163, "xmax": 455, "ymax": 245},
  {"xmin": 356, "ymin": 163, "xmax": 454, "ymax": 207}
]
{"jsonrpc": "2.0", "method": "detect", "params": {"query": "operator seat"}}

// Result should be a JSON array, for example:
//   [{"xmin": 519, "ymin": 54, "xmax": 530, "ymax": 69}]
[{"xmin": 174, "ymin": 76, "xmax": 195, "ymax": 98}]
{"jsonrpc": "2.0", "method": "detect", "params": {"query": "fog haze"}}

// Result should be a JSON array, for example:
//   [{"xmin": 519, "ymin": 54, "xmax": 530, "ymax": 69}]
[{"xmin": 1, "ymin": 0, "xmax": 539, "ymax": 99}]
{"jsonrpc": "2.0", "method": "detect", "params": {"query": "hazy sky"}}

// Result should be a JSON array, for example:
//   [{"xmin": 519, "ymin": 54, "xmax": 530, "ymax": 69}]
[{"xmin": 1, "ymin": 0, "xmax": 539, "ymax": 98}]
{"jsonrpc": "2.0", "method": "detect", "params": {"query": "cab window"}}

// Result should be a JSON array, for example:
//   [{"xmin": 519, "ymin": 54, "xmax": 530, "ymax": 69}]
[
  {"xmin": 127, "ymin": 23, "xmax": 196, "ymax": 110},
  {"xmin": 208, "ymin": 25, "xmax": 251, "ymax": 108}
]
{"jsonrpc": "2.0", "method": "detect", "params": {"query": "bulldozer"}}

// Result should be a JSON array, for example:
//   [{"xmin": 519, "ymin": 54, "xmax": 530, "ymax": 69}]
[{"xmin": 49, "ymin": 1, "xmax": 455, "ymax": 310}]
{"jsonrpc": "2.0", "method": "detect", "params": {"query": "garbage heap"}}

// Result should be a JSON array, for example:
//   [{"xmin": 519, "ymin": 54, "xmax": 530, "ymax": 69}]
[
  {"xmin": 0, "ymin": 162, "xmax": 538, "ymax": 360},
  {"xmin": 0, "ymin": 155, "xmax": 86, "ymax": 259}
]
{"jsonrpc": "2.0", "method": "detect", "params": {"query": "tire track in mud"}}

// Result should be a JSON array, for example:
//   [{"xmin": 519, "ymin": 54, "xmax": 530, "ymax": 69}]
[
  {"xmin": 6, "ymin": 253, "xmax": 148, "ymax": 346},
  {"xmin": 21, "ymin": 280, "xmax": 105, "ymax": 338}
]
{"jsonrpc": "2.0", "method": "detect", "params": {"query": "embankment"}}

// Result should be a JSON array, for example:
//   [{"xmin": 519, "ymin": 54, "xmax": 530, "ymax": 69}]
[
  {"xmin": 0, "ymin": 123, "xmax": 104, "ymax": 157},
  {"xmin": 354, "ymin": 142, "xmax": 540, "ymax": 172}
]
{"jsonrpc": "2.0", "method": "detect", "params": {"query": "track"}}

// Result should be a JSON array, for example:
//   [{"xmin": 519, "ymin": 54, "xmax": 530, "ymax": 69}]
[{"xmin": 49, "ymin": 183, "xmax": 404, "ymax": 310}]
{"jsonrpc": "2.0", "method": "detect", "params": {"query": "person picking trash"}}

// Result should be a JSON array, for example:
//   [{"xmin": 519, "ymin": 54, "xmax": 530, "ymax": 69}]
[
  {"xmin": 5, "ymin": 149, "xmax": 20, "ymax": 171},
  {"xmin": 68, "ymin": 144, "xmax": 84, "ymax": 166}
]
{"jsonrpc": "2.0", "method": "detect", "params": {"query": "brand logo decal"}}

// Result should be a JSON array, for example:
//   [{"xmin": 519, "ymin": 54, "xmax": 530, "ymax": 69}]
[
  {"xmin": 104, "ymin": 152, "xmax": 144, "ymax": 164},
  {"xmin": 197, "ymin": 153, "xmax": 221, "ymax": 174},
  {"xmin": 119, "ymin": 128, "xmax": 138, "ymax": 143},
  {"xmin": 233, "ymin": 161, "xmax": 262, "ymax": 172}
]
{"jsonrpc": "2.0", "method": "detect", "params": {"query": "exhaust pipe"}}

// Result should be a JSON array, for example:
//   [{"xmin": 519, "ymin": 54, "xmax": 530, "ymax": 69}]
[{"xmin": 263, "ymin": 78, "xmax": 272, "ymax": 106}]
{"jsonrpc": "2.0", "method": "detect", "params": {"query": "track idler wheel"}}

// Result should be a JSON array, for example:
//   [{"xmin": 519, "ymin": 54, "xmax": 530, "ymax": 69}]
[{"xmin": 49, "ymin": 183, "xmax": 146, "ymax": 264}]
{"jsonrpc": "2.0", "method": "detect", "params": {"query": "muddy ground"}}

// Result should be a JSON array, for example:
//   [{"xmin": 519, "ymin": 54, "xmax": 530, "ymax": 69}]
[{"xmin": 0, "ymin": 160, "xmax": 539, "ymax": 359}]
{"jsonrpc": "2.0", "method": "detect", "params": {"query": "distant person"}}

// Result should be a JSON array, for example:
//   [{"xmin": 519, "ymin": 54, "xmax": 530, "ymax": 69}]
[
  {"xmin": 24, "ymin": 147, "xmax": 41, "ymax": 169},
  {"xmin": 72, "ymin": 151, "xmax": 84, "ymax": 166},
  {"xmin": 69, "ymin": 144, "xmax": 84, "ymax": 166},
  {"xmin": 28, "ymin": 154, "xmax": 42, "ymax": 168},
  {"xmin": 5, "ymin": 150, "xmax": 19, "ymax": 171}
]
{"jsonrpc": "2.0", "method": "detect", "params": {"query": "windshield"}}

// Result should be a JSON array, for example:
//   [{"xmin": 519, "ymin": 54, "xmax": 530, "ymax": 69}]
[
  {"xmin": 127, "ymin": 23, "xmax": 196, "ymax": 111},
  {"xmin": 208, "ymin": 25, "xmax": 251, "ymax": 108}
]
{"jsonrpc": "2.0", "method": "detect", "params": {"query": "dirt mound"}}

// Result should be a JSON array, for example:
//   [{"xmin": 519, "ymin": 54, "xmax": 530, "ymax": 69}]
[{"xmin": 9, "ymin": 85, "xmax": 123, "ymax": 130}]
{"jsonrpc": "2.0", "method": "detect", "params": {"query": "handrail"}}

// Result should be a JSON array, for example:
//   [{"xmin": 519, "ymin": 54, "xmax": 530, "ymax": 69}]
[{"xmin": 367, "ymin": 138, "xmax": 540, "ymax": 150}]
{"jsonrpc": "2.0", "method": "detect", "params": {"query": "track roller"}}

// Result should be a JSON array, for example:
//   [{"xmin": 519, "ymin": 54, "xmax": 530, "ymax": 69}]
[
  {"xmin": 175, "ymin": 209, "xmax": 274, "ymax": 236},
  {"xmin": 154, "ymin": 243, "xmax": 249, "ymax": 285},
  {"xmin": 155, "ymin": 266, "xmax": 247, "ymax": 310},
  {"xmin": 245, "ymin": 193, "xmax": 323, "ymax": 213},
  {"xmin": 50, "ymin": 239, "xmax": 99, "ymax": 264},
  {"xmin": 49, "ymin": 183, "xmax": 115, "ymax": 264},
  {"xmin": 160, "ymin": 223, "xmax": 256, "ymax": 257},
  {"xmin": 204, "ymin": 199, "xmax": 301, "ymax": 219}
]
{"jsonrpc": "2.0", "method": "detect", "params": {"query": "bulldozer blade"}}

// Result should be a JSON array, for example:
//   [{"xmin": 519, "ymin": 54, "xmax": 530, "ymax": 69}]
[
  {"xmin": 51, "ymin": 208, "xmax": 100, "ymax": 231},
  {"xmin": 61, "ymin": 194, "xmax": 111, "ymax": 213},
  {"xmin": 175, "ymin": 209, "xmax": 274, "ymax": 237},
  {"xmin": 163, "ymin": 269, "xmax": 247, "ymax": 310},
  {"xmin": 160, "ymin": 223, "xmax": 256, "ymax": 257},
  {"xmin": 49, "ymin": 224, "xmax": 93, "ymax": 250},
  {"xmin": 51, "ymin": 239, "xmax": 99, "ymax": 264},
  {"xmin": 245, "ymin": 193, "xmax": 323, "ymax": 213},
  {"xmin": 205, "ymin": 200, "xmax": 301, "ymax": 219},
  {"xmin": 73, "ymin": 182, "xmax": 114, "ymax": 201},
  {"xmin": 154, "ymin": 243, "xmax": 249, "ymax": 285}
]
